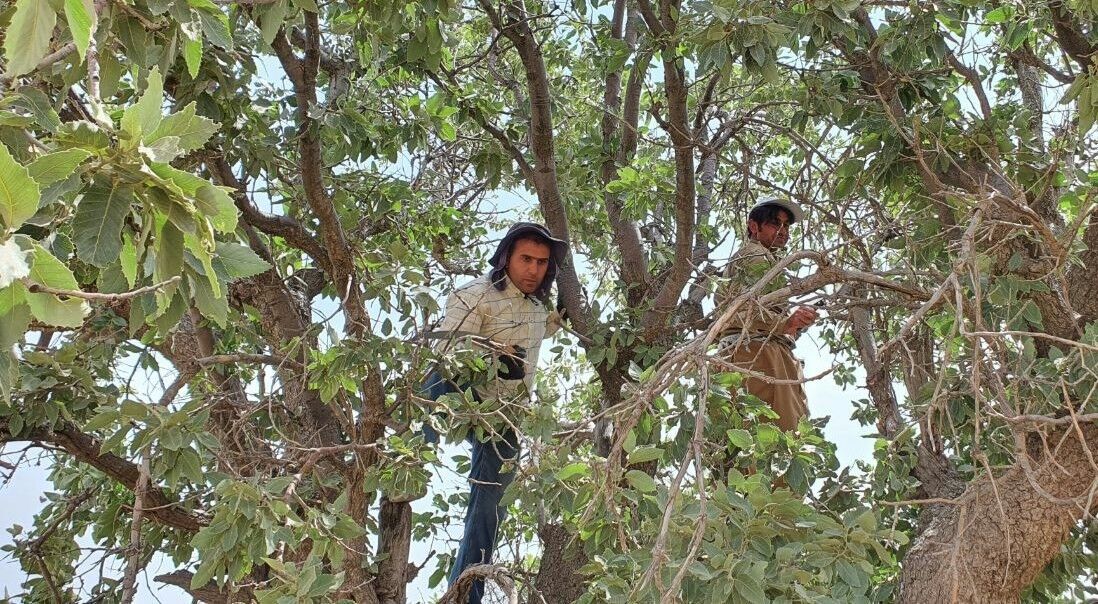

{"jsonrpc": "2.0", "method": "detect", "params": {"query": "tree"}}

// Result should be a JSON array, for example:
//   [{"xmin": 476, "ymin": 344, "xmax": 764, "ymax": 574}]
[{"xmin": 0, "ymin": 0, "xmax": 1095, "ymax": 602}]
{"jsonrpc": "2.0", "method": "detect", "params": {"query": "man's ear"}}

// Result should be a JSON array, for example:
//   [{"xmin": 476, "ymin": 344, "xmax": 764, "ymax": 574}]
[{"xmin": 746, "ymin": 220, "xmax": 758, "ymax": 239}]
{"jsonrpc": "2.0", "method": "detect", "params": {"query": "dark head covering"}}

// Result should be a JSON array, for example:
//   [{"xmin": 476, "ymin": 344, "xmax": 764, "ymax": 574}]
[{"xmin": 488, "ymin": 222, "xmax": 568, "ymax": 303}]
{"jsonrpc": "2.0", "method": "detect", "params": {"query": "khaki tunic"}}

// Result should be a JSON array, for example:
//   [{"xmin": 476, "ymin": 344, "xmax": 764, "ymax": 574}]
[
  {"xmin": 435, "ymin": 275, "xmax": 558, "ymax": 405},
  {"xmin": 717, "ymin": 240, "xmax": 808, "ymax": 430}
]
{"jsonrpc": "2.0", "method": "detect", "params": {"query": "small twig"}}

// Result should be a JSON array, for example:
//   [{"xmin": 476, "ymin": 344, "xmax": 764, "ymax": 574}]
[
  {"xmin": 120, "ymin": 457, "xmax": 150, "ymax": 604},
  {"xmin": 438, "ymin": 563, "xmax": 518, "ymax": 604},
  {"xmin": 879, "ymin": 497, "xmax": 962, "ymax": 508},
  {"xmin": 25, "ymin": 276, "xmax": 181, "ymax": 301},
  {"xmin": 0, "ymin": 43, "xmax": 77, "ymax": 84},
  {"xmin": 158, "ymin": 369, "xmax": 197, "ymax": 407},
  {"xmin": 197, "ymin": 353, "xmax": 300, "ymax": 368}
]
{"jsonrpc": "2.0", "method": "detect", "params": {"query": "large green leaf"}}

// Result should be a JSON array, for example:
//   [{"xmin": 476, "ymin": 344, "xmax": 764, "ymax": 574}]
[
  {"xmin": 26, "ymin": 246, "xmax": 85, "ymax": 328},
  {"xmin": 214, "ymin": 243, "xmax": 271, "ymax": 279},
  {"xmin": 196, "ymin": 186, "xmax": 237, "ymax": 233},
  {"xmin": 259, "ymin": 0, "xmax": 290, "ymax": 46},
  {"xmin": 154, "ymin": 220, "xmax": 184, "ymax": 315},
  {"xmin": 28, "ymin": 149, "xmax": 92, "ymax": 187},
  {"xmin": 3, "ymin": 0, "xmax": 57, "ymax": 78},
  {"xmin": 120, "ymin": 233, "xmax": 137, "ymax": 288},
  {"xmin": 121, "ymin": 67, "xmax": 165, "ymax": 141},
  {"xmin": 0, "ymin": 281, "xmax": 27, "ymax": 316},
  {"xmin": 72, "ymin": 179, "xmax": 133, "ymax": 267},
  {"xmin": 0, "ymin": 145, "xmax": 42, "ymax": 232},
  {"xmin": 191, "ymin": 272, "xmax": 227, "ymax": 327},
  {"xmin": 198, "ymin": 8, "xmax": 233, "ymax": 50},
  {"xmin": 63, "ymin": 0, "xmax": 96, "ymax": 60},
  {"xmin": 183, "ymin": 27, "xmax": 203, "ymax": 78},
  {"xmin": 0, "ymin": 284, "xmax": 30, "ymax": 402},
  {"xmin": 185, "ymin": 230, "xmax": 221, "ymax": 299},
  {"xmin": 149, "ymin": 102, "xmax": 218, "ymax": 152}
]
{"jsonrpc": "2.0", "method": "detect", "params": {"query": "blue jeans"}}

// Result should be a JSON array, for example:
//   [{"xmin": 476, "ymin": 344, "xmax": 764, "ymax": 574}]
[{"xmin": 422, "ymin": 372, "xmax": 520, "ymax": 604}]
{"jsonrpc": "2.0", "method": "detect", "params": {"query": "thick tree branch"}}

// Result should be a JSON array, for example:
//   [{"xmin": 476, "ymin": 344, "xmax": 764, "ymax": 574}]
[
  {"xmin": 898, "ymin": 423, "xmax": 1098, "ymax": 601},
  {"xmin": 637, "ymin": 0, "xmax": 697, "ymax": 337},
  {"xmin": 154, "ymin": 570, "xmax": 229, "ymax": 604},
  {"xmin": 1047, "ymin": 1, "xmax": 1097, "ymax": 72},
  {"xmin": 208, "ymin": 156, "xmax": 331, "ymax": 274},
  {"xmin": 3, "ymin": 421, "xmax": 204, "ymax": 532},
  {"xmin": 477, "ymin": 0, "xmax": 593, "ymax": 338},
  {"xmin": 600, "ymin": 1, "xmax": 648, "ymax": 300}
]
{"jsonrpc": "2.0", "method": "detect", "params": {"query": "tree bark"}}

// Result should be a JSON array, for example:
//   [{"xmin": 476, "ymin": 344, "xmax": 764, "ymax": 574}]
[{"xmin": 898, "ymin": 423, "xmax": 1098, "ymax": 602}]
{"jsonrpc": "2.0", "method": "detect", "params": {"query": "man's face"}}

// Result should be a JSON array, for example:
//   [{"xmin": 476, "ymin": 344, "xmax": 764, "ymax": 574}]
[
  {"xmin": 748, "ymin": 209, "xmax": 793, "ymax": 250},
  {"xmin": 506, "ymin": 238, "xmax": 552, "ymax": 294}
]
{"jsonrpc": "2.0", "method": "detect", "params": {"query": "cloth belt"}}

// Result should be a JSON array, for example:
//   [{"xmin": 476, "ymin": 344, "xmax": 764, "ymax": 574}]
[{"xmin": 718, "ymin": 329, "xmax": 796, "ymax": 351}]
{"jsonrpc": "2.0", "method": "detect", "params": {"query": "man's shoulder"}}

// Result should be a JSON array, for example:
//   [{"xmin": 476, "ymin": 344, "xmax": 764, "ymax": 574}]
[
  {"xmin": 452, "ymin": 275, "xmax": 492, "ymax": 294},
  {"xmin": 446, "ymin": 275, "xmax": 495, "ymax": 307},
  {"xmin": 729, "ymin": 240, "xmax": 774, "ymax": 268}
]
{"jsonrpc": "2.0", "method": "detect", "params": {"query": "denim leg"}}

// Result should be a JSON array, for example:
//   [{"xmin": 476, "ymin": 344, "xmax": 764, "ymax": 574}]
[
  {"xmin": 420, "ymin": 370, "xmax": 458, "ymax": 444},
  {"xmin": 448, "ymin": 429, "xmax": 520, "ymax": 604}
]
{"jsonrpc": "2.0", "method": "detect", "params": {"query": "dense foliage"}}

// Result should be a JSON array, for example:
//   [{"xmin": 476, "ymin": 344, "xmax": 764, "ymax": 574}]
[{"xmin": 0, "ymin": 0, "xmax": 1096, "ymax": 602}]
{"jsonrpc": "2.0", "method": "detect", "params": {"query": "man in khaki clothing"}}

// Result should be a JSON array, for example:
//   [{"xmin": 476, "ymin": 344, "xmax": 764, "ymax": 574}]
[{"xmin": 718, "ymin": 198, "xmax": 818, "ymax": 431}]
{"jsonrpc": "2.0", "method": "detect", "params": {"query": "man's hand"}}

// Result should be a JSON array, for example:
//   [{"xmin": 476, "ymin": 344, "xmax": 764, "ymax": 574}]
[
  {"xmin": 497, "ymin": 345, "xmax": 527, "ymax": 380},
  {"xmin": 783, "ymin": 305, "xmax": 819, "ymax": 337}
]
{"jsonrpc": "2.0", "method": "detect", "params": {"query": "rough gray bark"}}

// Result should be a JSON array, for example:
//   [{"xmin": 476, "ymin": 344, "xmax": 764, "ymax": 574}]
[{"xmin": 898, "ymin": 424, "xmax": 1098, "ymax": 603}]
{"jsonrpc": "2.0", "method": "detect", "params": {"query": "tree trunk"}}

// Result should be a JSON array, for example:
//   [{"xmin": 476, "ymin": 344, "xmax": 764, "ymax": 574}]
[
  {"xmin": 532, "ymin": 523, "xmax": 587, "ymax": 604},
  {"xmin": 898, "ymin": 423, "xmax": 1098, "ymax": 602},
  {"xmin": 376, "ymin": 497, "xmax": 413, "ymax": 604}
]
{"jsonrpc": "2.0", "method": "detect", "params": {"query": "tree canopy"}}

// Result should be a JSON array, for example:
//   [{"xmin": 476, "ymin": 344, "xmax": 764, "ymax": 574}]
[{"xmin": 0, "ymin": 0, "xmax": 1096, "ymax": 602}]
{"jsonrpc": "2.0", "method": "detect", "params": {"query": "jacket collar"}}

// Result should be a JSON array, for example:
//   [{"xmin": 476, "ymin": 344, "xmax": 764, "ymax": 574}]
[{"xmin": 496, "ymin": 273, "xmax": 541, "ymax": 304}]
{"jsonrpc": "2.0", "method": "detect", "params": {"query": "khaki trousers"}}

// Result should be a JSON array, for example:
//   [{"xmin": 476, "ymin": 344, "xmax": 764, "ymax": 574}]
[{"xmin": 723, "ymin": 339, "xmax": 809, "ymax": 431}]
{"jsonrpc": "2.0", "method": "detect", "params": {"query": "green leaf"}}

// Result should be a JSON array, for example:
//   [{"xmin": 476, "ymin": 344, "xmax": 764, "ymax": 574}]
[
  {"xmin": 120, "ymin": 233, "xmax": 137, "ymax": 288},
  {"xmin": 727, "ymin": 429, "xmax": 753, "ymax": 449},
  {"xmin": 64, "ymin": 0, "xmax": 96, "ymax": 60},
  {"xmin": 555, "ymin": 462, "xmax": 589, "ymax": 481},
  {"xmin": 215, "ymin": 243, "xmax": 271, "ymax": 279},
  {"xmin": 259, "ymin": 0, "xmax": 290, "ymax": 46},
  {"xmin": 626, "ymin": 446, "xmax": 664, "ymax": 465},
  {"xmin": 27, "ymin": 149, "xmax": 91, "ymax": 187},
  {"xmin": 3, "ymin": 0, "xmax": 58, "ymax": 78},
  {"xmin": 183, "ymin": 32, "xmax": 203, "ymax": 78},
  {"xmin": 625, "ymin": 469, "xmax": 657, "ymax": 493},
  {"xmin": 191, "ymin": 272, "xmax": 227, "ymax": 327},
  {"xmin": 149, "ymin": 102, "xmax": 218, "ymax": 151},
  {"xmin": 191, "ymin": 559, "xmax": 219, "ymax": 590},
  {"xmin": 734, "ymin": 575, "xmax": 767, "ymax": 604},
  {"xmin": 756, "ymin": 423, "xmax": 780, "ymax": 448},
  {"xmin": 154, "ymin": 221, "xmax": 184, "ymax": 313},
  {"xmin": 196, "ymin": 186, "xmax": 237, "ymax": 233},
  {"xmin": 15, "ymin": 88, "xmax": 62, "ymax": 133},
  {"xmin": 438, "ymin": 121, "xmax": 457, "ymax": 142},
  {"xmin": 121, "ymin": 67, "xmax": 165, "ymax": 141},
  {"xmin": 83, "ymin": 409, "xmax": 121, "ymax": 431},
  {"xmin": 72, "ymin": 179, "xmax": 133, "ymax": 267},
  {"xmin": 26, "ymin": 246, "xmax": 85, "ymax": 328},
  {"xmin": 0, "ymin": 282, "xmax": 27, "ymax": 317},
  {"xmin": 0, "ymin": 145, "xmax": 41, "ymax": 232},
  {"xmin": 0, "ymin": 285, "xmax": 30, "ymax": 349},
  {"xmin": 0, "ymin": 296, "xmax": 26, "ymax": 399},
  {"xmin": 197, "ymin": 8, "xmax": 233, "ymax": 49},
  {"xmin": 984, "ymin": 6, "xmax": 1010, "ymax": 24},
  {"xmin": 185, "ymin": 231, "xmax": 220, "ymax": 299}
]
